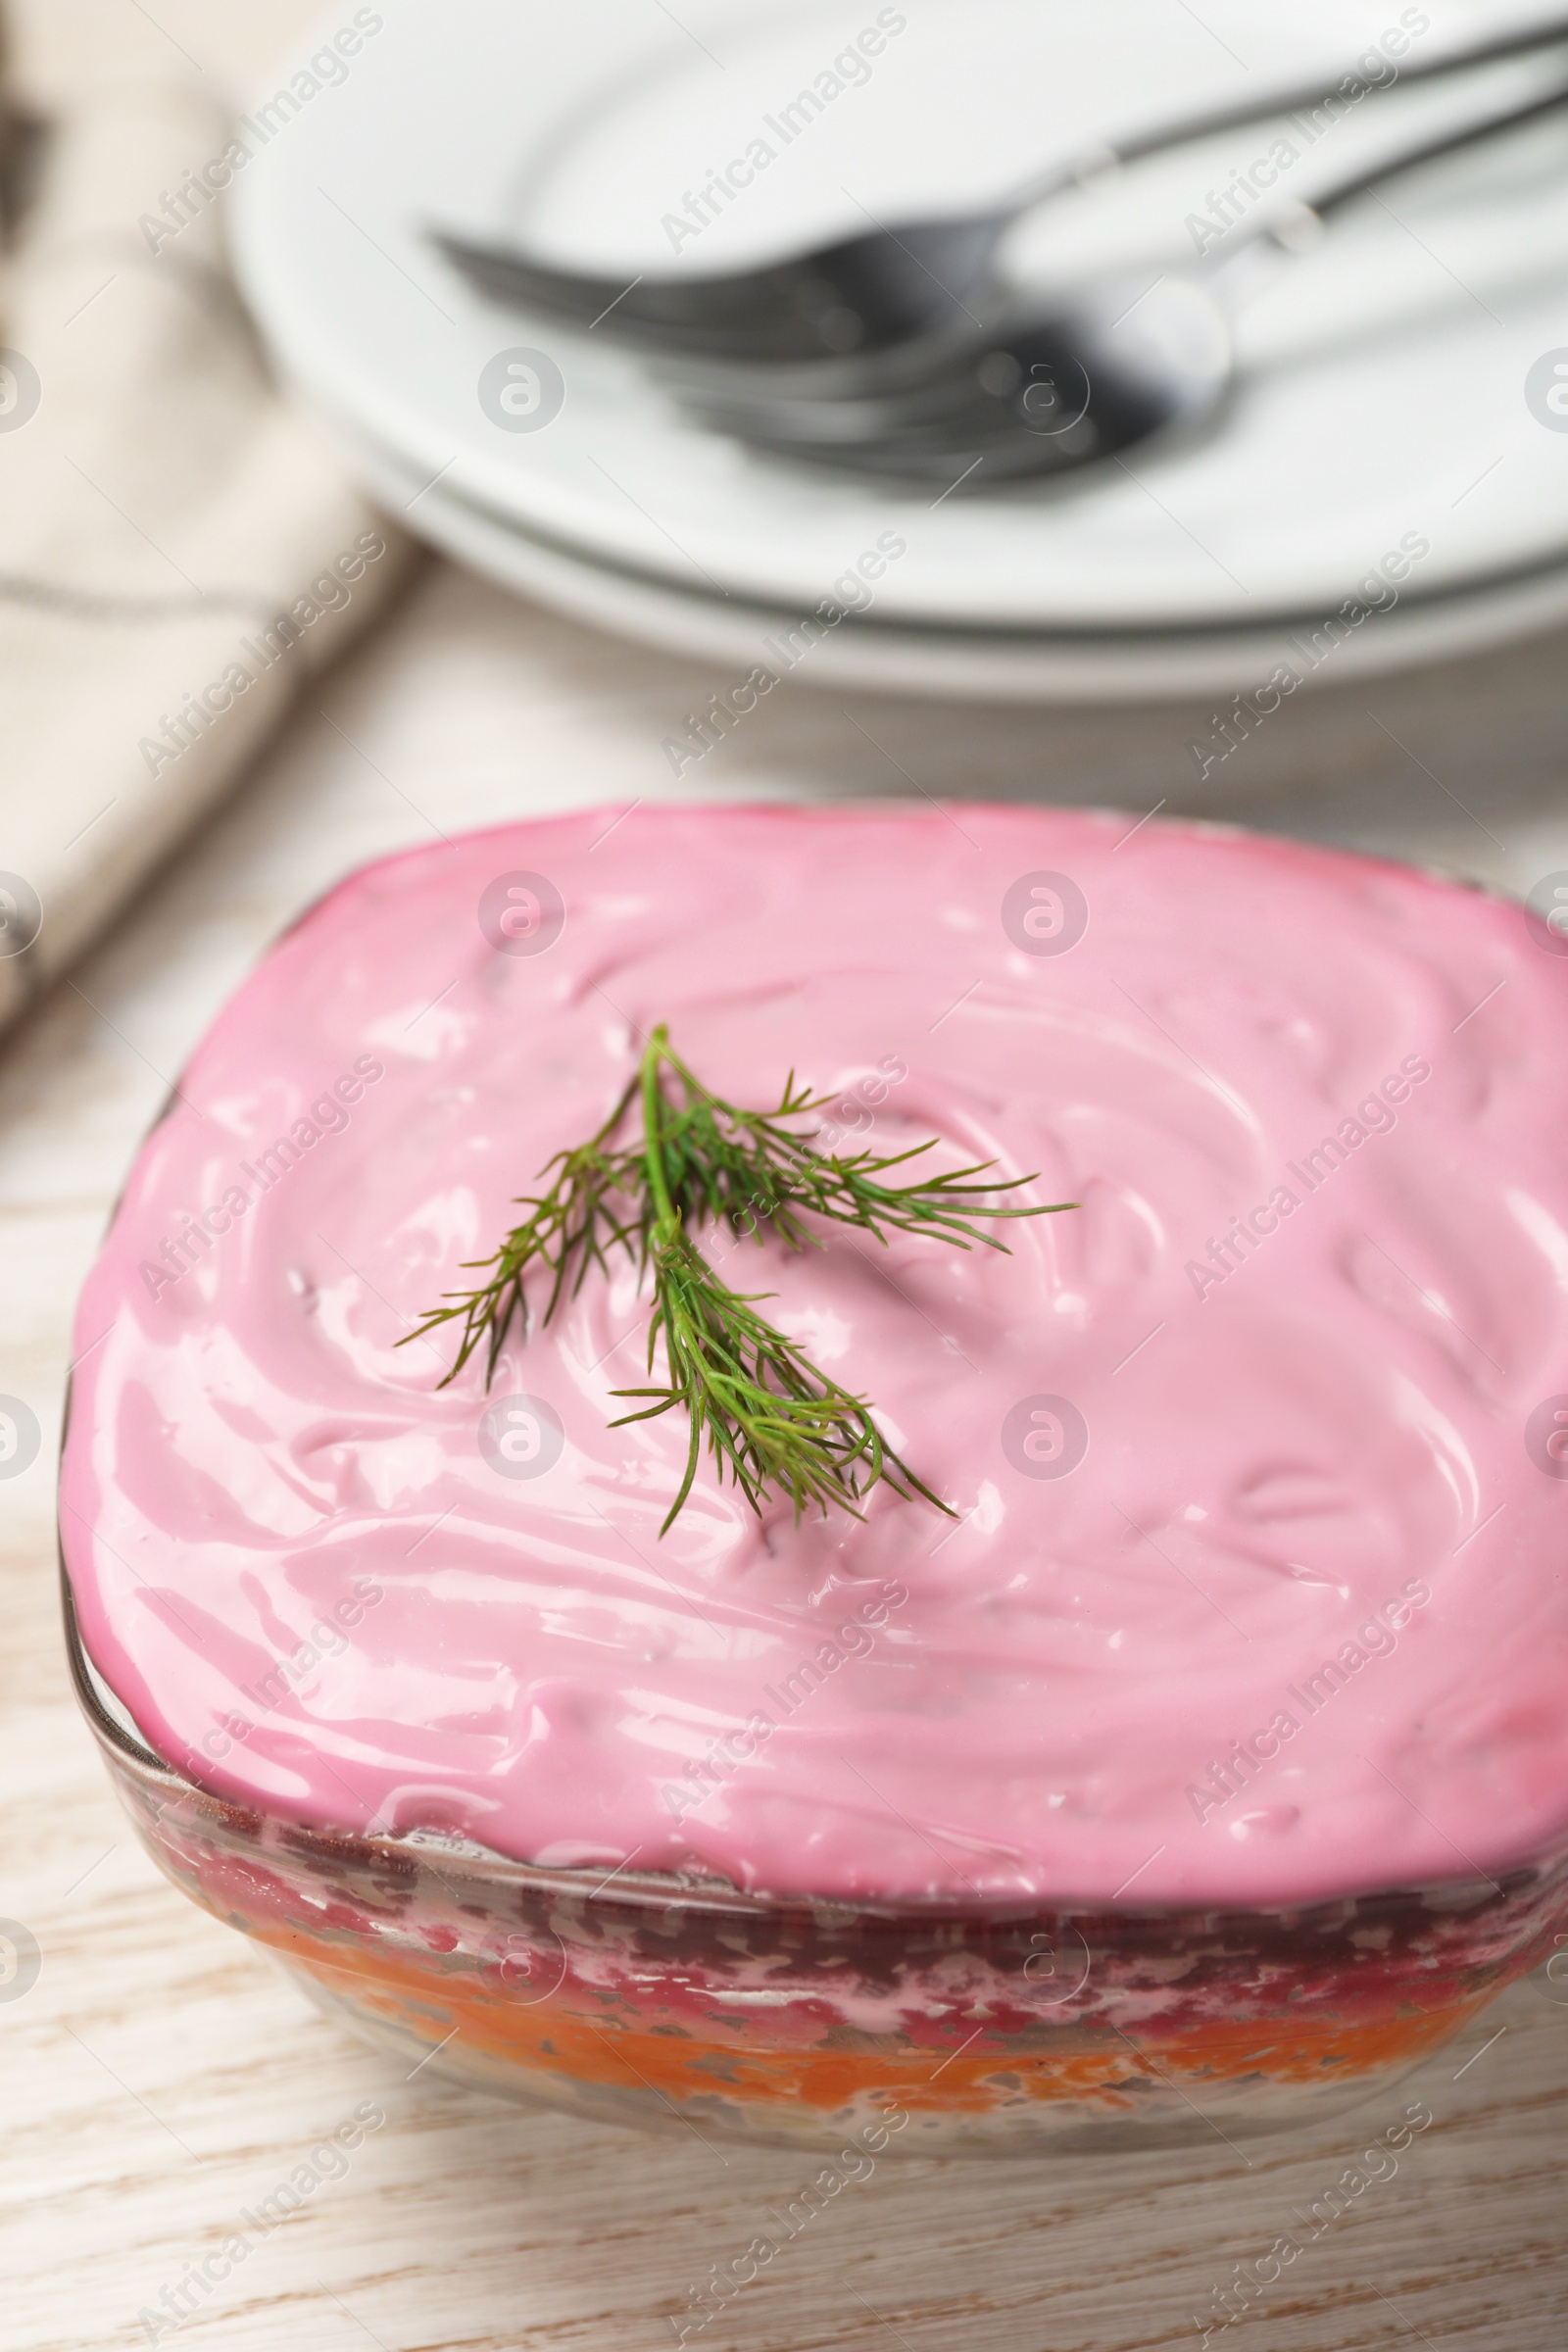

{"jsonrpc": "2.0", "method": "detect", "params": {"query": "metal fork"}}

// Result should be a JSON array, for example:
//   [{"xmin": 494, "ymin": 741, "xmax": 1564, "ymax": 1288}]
[{"xmin": 432, "ymin": 13, "xmax": 1568, "ymax": 364}]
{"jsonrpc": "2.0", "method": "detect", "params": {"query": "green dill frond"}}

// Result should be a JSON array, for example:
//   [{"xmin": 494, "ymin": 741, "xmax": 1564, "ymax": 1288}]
[{"xmin": 402, "ymin": 1024, "xmax": 1075, "ymax": 1532}]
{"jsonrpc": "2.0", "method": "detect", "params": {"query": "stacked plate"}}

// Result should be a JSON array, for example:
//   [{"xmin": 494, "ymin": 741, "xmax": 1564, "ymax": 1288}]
[{"xmin": 230, "ymin": 0, "xmax": 1568, "ymax": 700}]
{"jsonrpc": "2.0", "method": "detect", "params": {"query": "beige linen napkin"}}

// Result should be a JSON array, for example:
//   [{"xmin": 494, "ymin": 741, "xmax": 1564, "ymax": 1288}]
[{"xmin": 0, "ymin": 72, "xmax": 417, "ymax": 1036}]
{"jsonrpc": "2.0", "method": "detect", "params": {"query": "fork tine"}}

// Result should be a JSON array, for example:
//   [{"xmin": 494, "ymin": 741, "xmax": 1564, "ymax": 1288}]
[
  {"xmin": 432, "ymin": 220, "xmax": 1000, "ymax": 359},
  {"xmin": 433, "ymin": 231, "xmax": 646, "ymax": 327},
  {"xmin": 434, "ymin": 228, "xmax": 849, "ymax": 353}
]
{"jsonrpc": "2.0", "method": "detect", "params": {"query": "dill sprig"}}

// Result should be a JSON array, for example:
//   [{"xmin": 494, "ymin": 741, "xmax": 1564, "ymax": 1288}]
[{"xmin": 404, "ymin": 1025, "xmax": 1074, "ymax": 1532}]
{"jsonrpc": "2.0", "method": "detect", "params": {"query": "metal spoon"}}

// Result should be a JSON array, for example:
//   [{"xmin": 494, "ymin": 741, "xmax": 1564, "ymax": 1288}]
[
  {"xmin": 434, "ymin": 15, "xmax": 1568, "ymax": 365},
  {"xmin": 671, "ymin": 77, "xmax": 1568, "ymax": 488}
]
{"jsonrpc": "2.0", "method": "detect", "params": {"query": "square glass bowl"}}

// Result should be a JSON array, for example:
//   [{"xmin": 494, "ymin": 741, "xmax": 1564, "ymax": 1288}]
[{"xmin": 65, "ymin": 1577, "xmax": 1568, "ymax": 2156}]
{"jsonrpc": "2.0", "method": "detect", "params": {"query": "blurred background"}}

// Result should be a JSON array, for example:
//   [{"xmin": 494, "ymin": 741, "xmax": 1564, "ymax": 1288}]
[
  {"xmin": 3, "ymin": 0, "xmax": 1568, "ymax": 1067},
  {"xmin": 5, "ymin": 4, "xmax": 1568, "ymax": 2347}
]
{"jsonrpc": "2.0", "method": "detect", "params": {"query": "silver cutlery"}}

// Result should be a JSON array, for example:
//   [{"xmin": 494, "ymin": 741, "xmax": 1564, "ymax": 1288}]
[
  {"xmin": 670, "ymin": 77, "xmax": 1568, "ymax": 488},
  {"xmin": 434, "ymin": 14, "xmax": 1568, "ymax": 365}
]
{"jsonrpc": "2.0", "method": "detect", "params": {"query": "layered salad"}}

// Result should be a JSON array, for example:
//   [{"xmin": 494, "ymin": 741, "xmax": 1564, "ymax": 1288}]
[{"xmin": 60, "ymin": 804, "xmax": 1568, "ymax": 2147}]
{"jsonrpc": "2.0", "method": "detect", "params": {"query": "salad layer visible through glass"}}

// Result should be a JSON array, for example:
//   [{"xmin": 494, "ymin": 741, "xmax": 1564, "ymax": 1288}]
[{"xmin": 73, "ymin": 1587, "xmax": 1566, "ymax": 2154}]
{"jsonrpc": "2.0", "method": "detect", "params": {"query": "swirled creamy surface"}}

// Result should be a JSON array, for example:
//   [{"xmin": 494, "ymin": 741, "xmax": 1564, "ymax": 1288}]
[{"xmin": 62, "ymin": 807, "xmax": 1568, "ymax": 1905}]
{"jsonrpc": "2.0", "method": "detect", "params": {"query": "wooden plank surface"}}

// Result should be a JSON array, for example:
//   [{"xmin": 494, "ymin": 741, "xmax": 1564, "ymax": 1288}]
[{"xmin": 3, "ymin": 559, "xmax": 1568, "ymax": 2352}]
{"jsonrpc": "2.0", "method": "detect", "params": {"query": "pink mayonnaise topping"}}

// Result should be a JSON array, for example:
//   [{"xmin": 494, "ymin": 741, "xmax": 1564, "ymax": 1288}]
[{"xmin": 61, "ymin": 805, "xmax": 1568, "ymax": 1905}]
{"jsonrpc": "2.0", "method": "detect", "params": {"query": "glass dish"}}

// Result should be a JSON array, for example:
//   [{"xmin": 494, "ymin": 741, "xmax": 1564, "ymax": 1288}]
[{"xmin": 64, "ymin": 1575, "xmax": 1568, "ymax": 2156}]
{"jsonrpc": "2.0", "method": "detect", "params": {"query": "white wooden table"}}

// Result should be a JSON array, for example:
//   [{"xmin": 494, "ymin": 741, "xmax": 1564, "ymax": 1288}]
[{"xmin": 6, "ymin": 7, "xmax": 1568, "ymax": 2347}]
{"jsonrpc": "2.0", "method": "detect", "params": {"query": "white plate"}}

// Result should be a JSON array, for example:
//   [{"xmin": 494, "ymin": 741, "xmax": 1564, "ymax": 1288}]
[
  {"xmin": 348, "ymin": 407, "xmax": 1568, "ymax": 700},
  {"xmin": 230, "ymin": 0, "xmax": 1568, "ymax": 637}
]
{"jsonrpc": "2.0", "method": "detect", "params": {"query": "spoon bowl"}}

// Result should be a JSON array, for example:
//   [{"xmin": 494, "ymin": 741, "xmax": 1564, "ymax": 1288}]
[
  {"xmin": 665, "ymin": 74, "xmax": 1568, "ymax": 492},
  {"xmin": 679, "ymin": 275, "xmax": 1234, "ymax": 486}
]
